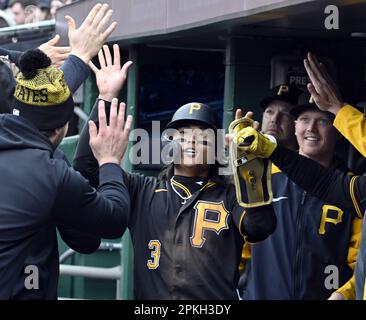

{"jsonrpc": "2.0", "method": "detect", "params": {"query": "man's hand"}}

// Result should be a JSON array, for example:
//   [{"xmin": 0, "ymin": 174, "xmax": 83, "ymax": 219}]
[
  {"xmin": 225, "ymin": 109, "xmax": 260, "ymax": 147},
  {"xmin": 234, "ymin": 126, "xmax": 277, "ymax": 158},
  {"xmin": 39, "ymin": 35, "xmax": 71, "ymax": 68},
  {"xmin": 89, "ymin": 44, "xmax": 133, "ymax": 102},
  {"xmin": 89, "ymin": 98, "xmax": 133, "ymax": 166},
  {"xmin": 66, "ymin": 3, "xmax": 117, "ymax": 64},
  {"xmin": 304, "ymin": 52, "xmax": 346, "ymax": 115}
]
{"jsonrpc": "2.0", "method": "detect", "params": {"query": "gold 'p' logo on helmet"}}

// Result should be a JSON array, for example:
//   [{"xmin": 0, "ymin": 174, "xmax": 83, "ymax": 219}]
[
  {"xmin": 189, "ymin": 103, "xmax": 201, "ymax": 114},
  {"xmin": 277, "ymin": 85, "xmax": 289, "ymax": 96}
]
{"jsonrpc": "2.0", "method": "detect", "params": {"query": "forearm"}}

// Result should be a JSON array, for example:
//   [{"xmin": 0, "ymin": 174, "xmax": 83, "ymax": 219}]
[
  {"xmin": 95, "ymin": 163, "xmax": 130, "ymax": 237},
  {"xmin": 60, "ymin": 54, "xmax": 90, "ymax": 94},
  {"xmin": 58, "ymin": 226, "xmax": 101, "ymax": 254},
  {"xmin": 73, "ymin": 98, "xmax": 108, "ymax": 187},
  {"xmin": 270, "ymin": 146, "xmax": 355, "ymax": 212},
  {"xmin": 56, "ymin": 162, "xmax": 130, "ymax": 239},
  {"xmin": 333, "ymin": 105, "xmax": 366, "ymax": 157},
  {"xmin": 0, "ymin": 48, "xmax": 22, "ymax": 65}
]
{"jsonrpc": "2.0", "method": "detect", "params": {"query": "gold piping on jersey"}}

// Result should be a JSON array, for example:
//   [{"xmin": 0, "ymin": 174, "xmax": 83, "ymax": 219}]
[
  {"xmin": 171, "ymin": 179, "xmax": 192, "ymax": 197},
  {"xmin": 350, "ymin": 176, "xmax": 363, "ymax": 218}
]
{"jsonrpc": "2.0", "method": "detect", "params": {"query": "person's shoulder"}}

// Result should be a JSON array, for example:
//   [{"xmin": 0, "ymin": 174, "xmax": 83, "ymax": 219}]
[
  {"xmin": 332, "ymin": 157, "xmax": 352, "ymax": 174},
  {"xmin": 124, "ymin": 170, "xmax": 162, "ymax": 188}
]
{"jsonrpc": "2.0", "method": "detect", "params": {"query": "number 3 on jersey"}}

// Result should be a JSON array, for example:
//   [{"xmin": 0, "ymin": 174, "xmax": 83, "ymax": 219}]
[{"xmin": 147, "ymin": 240, "xmax": 161, "ymax": 269}]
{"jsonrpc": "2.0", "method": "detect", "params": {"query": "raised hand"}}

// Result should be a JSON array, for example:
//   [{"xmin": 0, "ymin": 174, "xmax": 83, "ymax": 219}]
[
  {"xmin": 38, "ymin": 35, "xmax": 71, "ymax": 68},
  {"xmin": 89, "ymin": 98, "xmax": 133, "ymax": 166},
  {"xmin": 225, "ymin": 108, "xmax": 260, "ymax": 147},
  {"xmin": 304, "ymin": 52, "xmax": 345, "ymax": 115},
  {"xmin": 65, "ymin": 3, "xmax": 117, "ymax": 64},
  {"xmin": 89, "ymin": 44, "xmax": 133, "ymax": 102}
]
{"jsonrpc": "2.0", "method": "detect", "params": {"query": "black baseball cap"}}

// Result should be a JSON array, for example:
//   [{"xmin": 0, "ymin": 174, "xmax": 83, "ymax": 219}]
[
  {"xmin": 260, "ymin": 84, "xmax": 303, "ymax": 110},
  {"xmin": 290, "ymin": 92, "xmax": 335, "ymax": 120}
]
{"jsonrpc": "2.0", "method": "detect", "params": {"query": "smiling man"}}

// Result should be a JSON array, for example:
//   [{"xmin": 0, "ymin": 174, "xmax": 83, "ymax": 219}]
[
  {"xmin": 241, "ymin": 93, "xmax": 361, "ymax": 300},
  {"xmin": 260, "ymin": 84, "xmax": 302, "ymax": 151}
]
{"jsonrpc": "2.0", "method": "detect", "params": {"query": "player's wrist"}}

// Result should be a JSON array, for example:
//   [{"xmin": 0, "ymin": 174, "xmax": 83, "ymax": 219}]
[
  {"xmin": 98, "ymin": 157, "xmax": 121, "ymax": 167},
  {"xmin": 98, "ymin": 93, "xmax": 116, "ymax": 102}
]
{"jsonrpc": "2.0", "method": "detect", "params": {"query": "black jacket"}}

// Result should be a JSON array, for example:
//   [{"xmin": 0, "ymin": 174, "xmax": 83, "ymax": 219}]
[
  {"xmin": 243, "ymin": 163, "xmax": 360, "ymax": 300},
  {"xmin": 0, "ymin": 114, "xmax": 130, "ymax": 299}
]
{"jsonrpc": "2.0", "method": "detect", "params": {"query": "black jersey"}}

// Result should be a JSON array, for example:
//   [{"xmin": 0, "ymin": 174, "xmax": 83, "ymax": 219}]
[{"xmin": 74, "ymin": 99, "xmax": 277, "ymax": 300}]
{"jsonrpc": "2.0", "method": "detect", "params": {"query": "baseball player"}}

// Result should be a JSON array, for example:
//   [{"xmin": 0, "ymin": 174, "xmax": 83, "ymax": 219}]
[
  {"xmin": 260, "ymin": 84, "xmax": 302, "ymax": 151},
  {"xmin": 74, "ymin": 45, "xmax": 277, "ymax": 299},
  {"xmin": 240, "ymin": 94, "xmax": 361, "ymax": 300},
  {"xmin": 237, "ymin": 52, "xmax": 366, "ymax": 299}
]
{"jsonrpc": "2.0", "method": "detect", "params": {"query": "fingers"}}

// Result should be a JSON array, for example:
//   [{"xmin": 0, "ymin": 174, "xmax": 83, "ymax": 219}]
[
  {"xmin": 235, "ymin": 109, "xmax": 242, "ymax": 120},
  {"xmin": 98, "ymin": 100, "xmax": 107, "ymax": 135},
  {"xmin": 109, "ymin": 98, "xmax": 118, "ymax": 129},
  {"xmin": 307, "ymin": 83, "xmax": 322, "ymax": 103},
  {"xmin": 88, "ymin": 60, "xmax": 99, "ymax": 74},
  {"xmin": 97, "ymin": 8, "xmax": 114, "ymax": 33},
  {"xmin": 113, "ymin": 44, "xmax": 121, "ymax": 68},
  {"xmin": 124, "ymin": 115, "xmax": 133, "ymax": 135},
  {"xmin": 225, "ymin": 133, "xmax": 234, "ymax": 147},
  {"xmin": 244, "ymin": 111, "xmax": 253, "ymax": 119},
  {"xmin": 121, "ymin": 60, "xmax": 133, "ymax": 77},
  {"xmin": 117, "ymin": 102, "xmax": 126, "ymax": 133},
  {"xmin": 253, "ymin": 121, "xmax": 260, "ymax": 130},
  {"xmin": 55, "ymin": 46, "xmax": 71, "ymax": 54},
  {"xmin": 93, "ymin": 3, "xmax": 110, "ymax": 28},
  {"xmin": 88, "ymin": 120, "xmax": 98, "ymax": 140},
  {"xmin": 304, "ymin": 58, "xmax": 320, "ymax": 90},
  {"xmin": 319, "ymin": 62, "xmax": 339, "ymax": 94},
  {"xmin": 103, "ymin": 45, "xmax": 112, "ymax": 66},
  {"xmin": 65, "ymin": 15, "xmax": 76, "ymax": 33},
  {"xmin": 56, "ymin": 52, "xmax": 70, "ymax": 60},
  {"xmin": 306, "ymin": 53, "xmax": 325, "ymax": 85},
  {"xmin": 102, "ymin": 21, "xmax": 118, "ymax": 40},
  {"xmin": 82, "ymin": 3, "xmax": 103, "ymax": 27},
  {"xmin": 98, "ymin": 48, "xmax": 106, "ymax": 68},
  {"xmin": 47, "ymin": 34, "xmax": 60, "ymax": 46}
]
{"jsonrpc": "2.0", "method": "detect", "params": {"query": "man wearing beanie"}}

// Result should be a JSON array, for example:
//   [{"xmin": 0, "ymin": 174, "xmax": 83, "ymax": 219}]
[{"xmin": 0, "ymin": 3, "xmax": 131, "ymax": 299}]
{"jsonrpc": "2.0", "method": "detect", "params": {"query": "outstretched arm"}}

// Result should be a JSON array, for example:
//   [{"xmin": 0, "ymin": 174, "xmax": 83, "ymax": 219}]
[
  {"xmin": 269, "ymin": 146, "xmax": 364, "ymax": 218},
  {"xmin": 55, "ymin": 99, "xmax": 133, "ymax": 238},
  {"xmin": 74, "ymin": 44, "xmax": 132, "ymax": 186},
  {"xmin": 235, "ymin": 126, "xmax": 365, "ymax": 218}
]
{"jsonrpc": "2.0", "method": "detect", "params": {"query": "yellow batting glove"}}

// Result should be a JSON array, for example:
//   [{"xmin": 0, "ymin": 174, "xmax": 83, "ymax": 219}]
[{"xmin": 233, "ymin": 127, "xmax": 277, "ymax": 158}]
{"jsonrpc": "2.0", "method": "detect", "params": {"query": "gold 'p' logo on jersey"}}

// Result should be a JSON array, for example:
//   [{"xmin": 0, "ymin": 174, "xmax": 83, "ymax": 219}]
[
  {"xmin": 189, "ymin": 103, "xmax": 201, "ymax": 114},
  {"xmin": 319, "ymin": 204, "xmax": 343, "ymax": 235},
  {"xmin": 190, "ymin": 200, "xmax": 229, "ymax": 248}
]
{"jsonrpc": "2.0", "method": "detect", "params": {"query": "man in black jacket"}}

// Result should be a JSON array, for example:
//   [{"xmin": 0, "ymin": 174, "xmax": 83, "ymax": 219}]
[{"xmin": 0, "ymin": 3, "xmax": 131, "ymax": 299}]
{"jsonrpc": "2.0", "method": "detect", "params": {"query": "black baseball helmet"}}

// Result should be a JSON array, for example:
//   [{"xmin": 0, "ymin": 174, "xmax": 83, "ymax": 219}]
[{"xmin": 166, "ymin": 102, "xmax": 220, "ymax": 130}]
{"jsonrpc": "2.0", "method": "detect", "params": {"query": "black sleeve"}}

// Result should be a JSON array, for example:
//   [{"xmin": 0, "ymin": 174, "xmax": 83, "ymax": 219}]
[
  {"xmin": 0, "ymin": 48, "xmax": 22, "ymax": 65},
  {"xmin": 73, "ymin": 98, "xmax": 105, "ymax": 188},
  {"xmin": 60, "ymin": 54, "xmax": 90, "ymax": 94},
  {"xmin": 241, "ymin": 204, "xmax": 277, "ymax": 243},
  {"xmin": 232, "ymin": 203, "xmax": 277, "ymax": 243},
  {"xmin": 54, "ymin": 148, "xmax": 101, "ymax": 253},
  {"xmin": 54, "ymin": 163, "xmax": 130, "ymax": 239},
  {"xmin": 57, "ymin": 226, "xmax": 101, "ymax": 254},
  {"xmin": 270, "ymin": 146, "xmax": 365, "ymax": 218}
]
